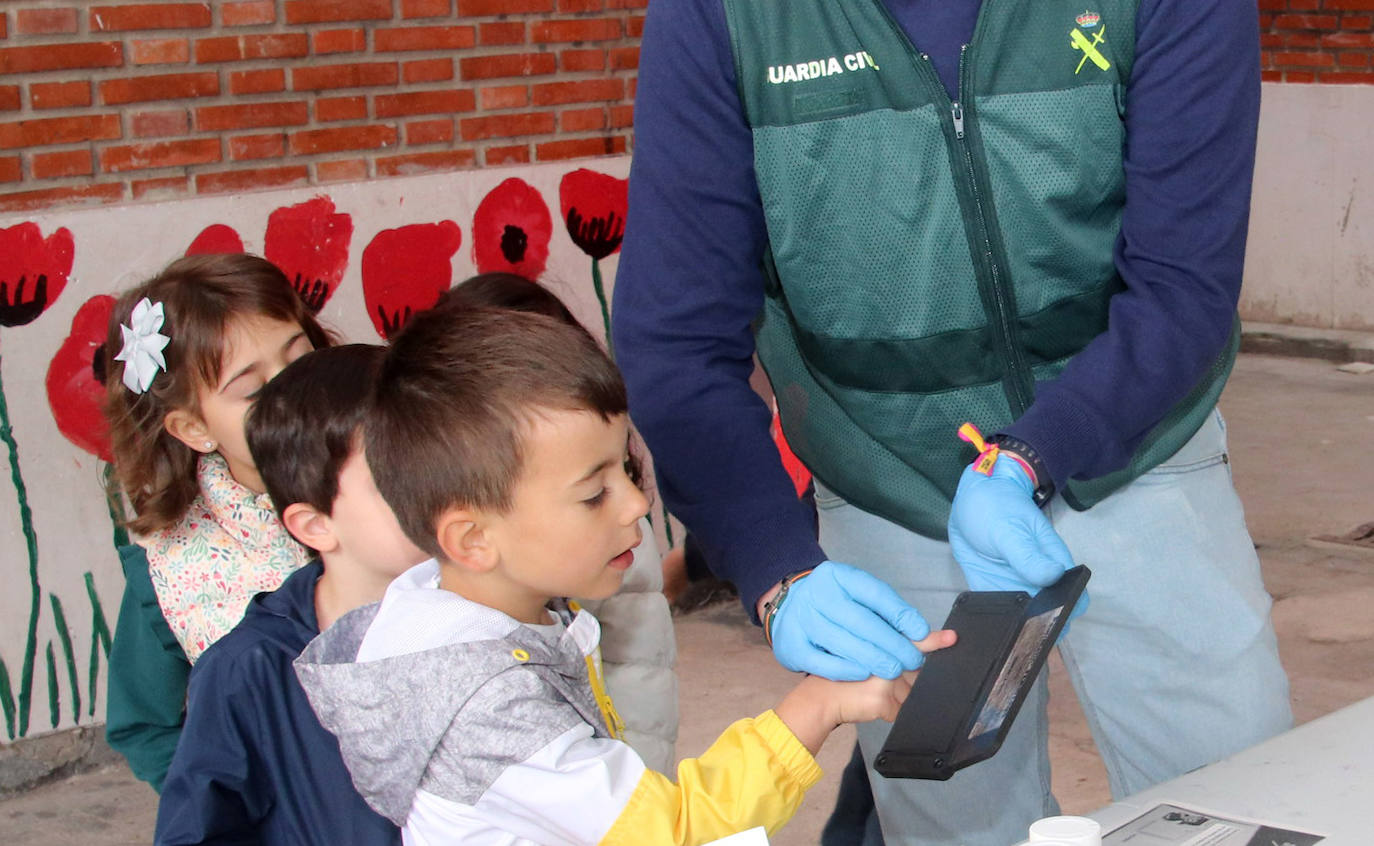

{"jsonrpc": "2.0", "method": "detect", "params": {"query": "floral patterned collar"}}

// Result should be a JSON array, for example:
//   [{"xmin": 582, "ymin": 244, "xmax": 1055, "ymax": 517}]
[{"xmin": 143, "ymin": 453, "xmax": 309, "ymax": 662}]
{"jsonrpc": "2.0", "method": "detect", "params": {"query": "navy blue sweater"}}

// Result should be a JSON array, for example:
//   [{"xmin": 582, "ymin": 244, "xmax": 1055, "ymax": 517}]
[
  {"xmin": 613, "ymin": 0, "xmax": 1261, "ymax": 612},
  {"xmin": 155, "ymin": 561, "xmax": 399, "ymax": 846}
]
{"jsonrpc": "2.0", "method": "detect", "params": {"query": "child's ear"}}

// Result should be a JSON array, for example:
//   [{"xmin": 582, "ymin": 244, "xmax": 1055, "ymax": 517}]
[
  {"xmin": 163, "ymin": 409, "xmax": 216, "ymax": 454},
  {"xmin": 282, "ymin": 502, "xmax": 339, "ymax": 554},
  {"xmin": 435, "ymin": 508, "xmax": 496, "ymax": 573}
]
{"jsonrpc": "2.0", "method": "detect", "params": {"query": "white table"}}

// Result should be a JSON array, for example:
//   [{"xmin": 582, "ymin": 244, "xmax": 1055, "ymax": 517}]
[{"xmin": 1088, "ymin": 696, "xmax": 1374, "ymax": 843}]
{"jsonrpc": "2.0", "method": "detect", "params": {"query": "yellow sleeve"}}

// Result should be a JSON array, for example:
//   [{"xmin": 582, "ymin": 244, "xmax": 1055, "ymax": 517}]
[{"xmin": 598, "ymin": 709, "xmax": 823, "ymax": 846}]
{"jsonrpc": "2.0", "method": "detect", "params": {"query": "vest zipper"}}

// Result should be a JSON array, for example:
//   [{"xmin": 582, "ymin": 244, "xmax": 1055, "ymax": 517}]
[
  {"xmin": 950, "ymin": 44, "xmax": 1033, "ymax": 414},
  {"xmin": 875, "ymin": 0, "xmax": 1035, "ymax": 416}
]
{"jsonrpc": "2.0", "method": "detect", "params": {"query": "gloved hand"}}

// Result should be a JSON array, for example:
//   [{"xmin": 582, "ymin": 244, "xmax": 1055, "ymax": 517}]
[
  {"xmin": 769, "ymin": 560, "xmax": 932, "ymax": 681},
  {"xmin": 947, "ymin": 455, "xmax": 1076, "ymax": 596}
]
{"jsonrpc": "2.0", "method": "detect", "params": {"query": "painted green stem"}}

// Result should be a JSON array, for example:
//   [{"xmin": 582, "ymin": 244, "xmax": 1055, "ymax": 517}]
[
  {"xmin": 50, "ymin": 594, "xmax": 80, "ymax": 723},
  {"xmin": 0, "ymin": 656, "xmax": 14, "ymax": 739},
  {"xmin": 85, "ymin": 572, "xmax": 111, "ymax": 717},
  {"xmin": 85, "ymin": 572, "xmax": 111, "ymax": 653},
  {"xmin": 0, "ymin": 352, "xmax": 42, "ymax": 737},
  {"xmin": 44, "ymin": 642, "xmax": 57, "ymax": 729},
  {"xmin": 93, "ymin": 465, "xmax": 123, "ymax": 719},
  {"xmin": 590, "ymin": 259, "xmax": 614, "ymax": 361},
  {"xmin": 103, "ymin": 464, "xmax": 130, "ymax": 548}
]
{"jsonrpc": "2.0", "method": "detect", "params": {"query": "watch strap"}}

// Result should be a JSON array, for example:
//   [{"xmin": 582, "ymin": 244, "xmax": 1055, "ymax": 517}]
[
  {"xmin": 991, "ymin": 433, "xmax": 1056, "ymax": 507},
  {"xmin": 762, "ymin": 568, "xmax": 813, "ymax": 646}
]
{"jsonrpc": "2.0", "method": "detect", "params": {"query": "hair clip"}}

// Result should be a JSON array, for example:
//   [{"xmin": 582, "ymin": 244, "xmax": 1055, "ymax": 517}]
[{"xmin": 114, "ymin": 297, "xmax": 171, "ymax": 394}]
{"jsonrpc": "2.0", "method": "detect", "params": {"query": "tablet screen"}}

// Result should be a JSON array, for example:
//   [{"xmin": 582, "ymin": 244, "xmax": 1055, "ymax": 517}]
[{"xmin": 969, "ymin": 605, "xmax": 1064, "ymax": 740}]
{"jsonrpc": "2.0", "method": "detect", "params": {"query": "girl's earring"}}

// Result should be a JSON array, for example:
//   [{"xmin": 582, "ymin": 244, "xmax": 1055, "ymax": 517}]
[{"xmin": 203, "ymin": 441, "xmax": 216, "ymax": 451}]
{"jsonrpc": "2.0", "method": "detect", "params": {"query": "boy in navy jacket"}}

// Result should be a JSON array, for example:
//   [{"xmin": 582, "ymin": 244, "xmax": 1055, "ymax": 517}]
[{"xmin": 154, "ymin": 344, "xmax": 427, "ymax": 845}]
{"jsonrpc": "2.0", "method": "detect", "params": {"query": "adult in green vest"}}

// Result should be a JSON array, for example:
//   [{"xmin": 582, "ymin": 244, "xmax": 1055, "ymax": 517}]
[{"xmin": 615, "ymin": 1, "xmax": 1293, "ymax": 844}]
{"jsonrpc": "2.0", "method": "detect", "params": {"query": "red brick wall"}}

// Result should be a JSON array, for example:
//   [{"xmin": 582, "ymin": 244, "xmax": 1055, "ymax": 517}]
[
  {"xmin": 1260, "ymin": 0, "xmax": 1374, "ymax": 83},
  {"xmin": 0, "ymin": 0, "xmax": 643, "ymax": 213}
]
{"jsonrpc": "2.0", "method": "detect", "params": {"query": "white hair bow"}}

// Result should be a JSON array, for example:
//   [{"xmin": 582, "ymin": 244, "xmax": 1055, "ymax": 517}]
[{"xmin": 114, "ymin": 297, "xmax": 170, "ymax": 394}]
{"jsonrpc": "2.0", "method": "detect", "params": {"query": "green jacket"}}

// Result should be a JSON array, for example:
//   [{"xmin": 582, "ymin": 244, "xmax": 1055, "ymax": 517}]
[{"xmin": 106, "ymin": 544, "xmax": 189, "ymax": 793}]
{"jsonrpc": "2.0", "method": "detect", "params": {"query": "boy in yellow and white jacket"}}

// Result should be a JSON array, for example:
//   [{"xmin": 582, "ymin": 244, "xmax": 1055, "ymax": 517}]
[{"xmin": 295, "ymin": 303, "xmax": 953, "ymax": 845}]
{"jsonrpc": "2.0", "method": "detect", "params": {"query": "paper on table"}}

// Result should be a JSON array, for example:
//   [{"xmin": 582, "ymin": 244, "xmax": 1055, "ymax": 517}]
[
  {"xmin": 703, "ymin": 827, "xmax": 769, "ymax": 846},
  {"xmin": 1103, "ymin": 803, "xmax": 1323, "ymax": 846}
]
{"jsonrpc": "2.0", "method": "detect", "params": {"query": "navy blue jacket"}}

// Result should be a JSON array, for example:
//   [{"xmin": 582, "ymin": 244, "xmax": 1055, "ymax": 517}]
[
  {"xmin": 155, "ymin": 561, "xmax": 399, "ymax": 846},
  {"xmin": 613, "ymin": 0, "xmax": 1260, "ymax": 612}
]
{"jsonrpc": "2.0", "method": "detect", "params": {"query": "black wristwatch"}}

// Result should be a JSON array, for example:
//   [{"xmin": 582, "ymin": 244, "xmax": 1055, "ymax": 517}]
[{"xmin": 991, "ymin": 434, "xmax": 1056, "ymax": 508}]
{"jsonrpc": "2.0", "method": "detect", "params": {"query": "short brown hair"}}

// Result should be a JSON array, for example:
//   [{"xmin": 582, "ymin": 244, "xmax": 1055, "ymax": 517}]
[
  {"xmin": 246, "ymin": 344, "xmax": 384, "ymax": 520},
  {"xmin": 367, "ymin": 303, "xmax": 626, "ymax": 559},
  {"xmin": 435, "ymin": 271, "xmax": 643, "ymax": 491},
  {"xmin": 103, "ymin": 253, "xmax": 333, "ymax": 535},
  {"xmin": 440, "ymin": 272, "xmax": 579, "ymax": 325}
]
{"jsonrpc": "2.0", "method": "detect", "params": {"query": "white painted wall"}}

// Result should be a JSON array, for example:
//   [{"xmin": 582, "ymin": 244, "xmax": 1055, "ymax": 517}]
[
  {"xmin": 0, "ymin": 156, "xmax": 632, "ymax": 742},
  {"xmin": 1242, "ymin": 82, "xmax": 1374, "ymax": 331}
]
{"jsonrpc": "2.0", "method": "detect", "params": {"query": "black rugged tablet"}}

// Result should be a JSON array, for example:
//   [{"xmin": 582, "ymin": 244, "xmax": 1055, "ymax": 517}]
[{"xmin": 874, "ymin": 565, "xmax": 1091, "ymax": 781}]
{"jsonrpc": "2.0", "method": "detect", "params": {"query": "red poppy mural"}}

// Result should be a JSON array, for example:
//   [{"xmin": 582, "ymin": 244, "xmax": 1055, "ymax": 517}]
[
  {"xmin": 0, "ymin": 223, "xmax": 73, "ymax": 328},
  {"xmin": 0, "ymin": 221, "xmax": 74, "ymax": 739},
  {"xmin": 361, "ymin": 221, "xmax": 462, "ymax": 340},
  {"xmin": 45, "ymin": 296, "xmax": 115, "ymax": 463},
  {"xmin": 472, "ymin": 178, "xmax": 552, "ymax": 280},
  {"xmin": 184, "ymin": 224, "xmax": 245, "ymax": 256},
  {"xmin": 559, "ymin": 169, "xmax": 628, "ymax": 355},
  {"xmin": 264, "ymin": 196, "xmax": 353, "ymax": 313}
]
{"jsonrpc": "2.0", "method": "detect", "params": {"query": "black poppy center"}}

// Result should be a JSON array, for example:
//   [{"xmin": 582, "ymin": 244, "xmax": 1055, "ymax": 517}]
[
  {"xmin": 0, "ymin": 274, "xmax": 50, "ymax": 328},
  {"xmin": 566, "ymin": 209, "xmax": 624, "ymax": 261},
  {"xmin": 91, "ymin": 343, "xmax": 108, "ymax": 384},
  {"xmin": 500, "ymin": 225, "xmax": 528, "ymax": 264}
]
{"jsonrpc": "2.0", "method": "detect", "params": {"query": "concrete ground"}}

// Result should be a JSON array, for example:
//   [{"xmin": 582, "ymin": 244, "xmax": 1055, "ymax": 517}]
[{"xmin": 4, "ymin": 352, "xmax": 1374, "ymax": 844}]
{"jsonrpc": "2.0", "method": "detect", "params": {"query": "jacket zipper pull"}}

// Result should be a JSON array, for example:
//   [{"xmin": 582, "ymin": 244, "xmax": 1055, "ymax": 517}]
[{"xmin": 951, "ymin": 102, "xmax": 965, "ymax": 139}]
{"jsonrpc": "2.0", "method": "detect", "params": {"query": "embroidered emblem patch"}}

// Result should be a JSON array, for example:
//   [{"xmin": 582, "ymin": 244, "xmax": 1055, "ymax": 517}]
[{"xmin": 1070, "ymin": 11, "xmax": 1109, "ymax": 74}]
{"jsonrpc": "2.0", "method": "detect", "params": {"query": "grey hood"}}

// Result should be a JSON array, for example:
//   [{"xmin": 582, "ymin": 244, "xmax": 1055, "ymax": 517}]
[{"xmin": 294, "ymin": 598, "xmax": 610, "ymax": 826}]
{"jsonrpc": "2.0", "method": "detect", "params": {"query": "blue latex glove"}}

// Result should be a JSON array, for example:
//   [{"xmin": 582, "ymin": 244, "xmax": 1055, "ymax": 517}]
[
  {"xmin": 769, "ymin": 560, "xmax": 932, "ymax": 681},
  {"xmin": 947, "ymin": 456, "xmax": 1077, "ymax": 596}
]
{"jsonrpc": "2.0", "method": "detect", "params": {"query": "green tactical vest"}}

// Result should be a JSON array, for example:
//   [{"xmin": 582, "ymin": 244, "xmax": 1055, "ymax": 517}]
[{"xmin": 723, "ymin": 0, "xmax": 1238, "ymax": 540}]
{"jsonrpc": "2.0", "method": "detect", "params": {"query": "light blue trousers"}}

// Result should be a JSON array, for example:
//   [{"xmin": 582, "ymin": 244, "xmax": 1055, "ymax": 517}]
[{"xmin": 816, "ymin": 410, "xmax": 1293, "ymax": 846}]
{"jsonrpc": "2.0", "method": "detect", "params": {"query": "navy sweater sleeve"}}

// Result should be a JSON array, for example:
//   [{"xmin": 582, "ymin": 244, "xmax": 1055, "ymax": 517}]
[
  {"xmin": 155, "ymin": 644, "xmax": 273, "ymax": 845},
  {"xmin": 1002, "ymin": 0, "xmax": 1261, "ymax": 487},
  {"xmin": 614, "ymin": 0, "xmax": 824, "ymax": 615}
]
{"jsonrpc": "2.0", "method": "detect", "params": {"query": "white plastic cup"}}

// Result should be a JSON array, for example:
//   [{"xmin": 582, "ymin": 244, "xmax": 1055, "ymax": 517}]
[{"xmin": 1028, "ymin": 815, "xmax": 1103, "ymax": 846}]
